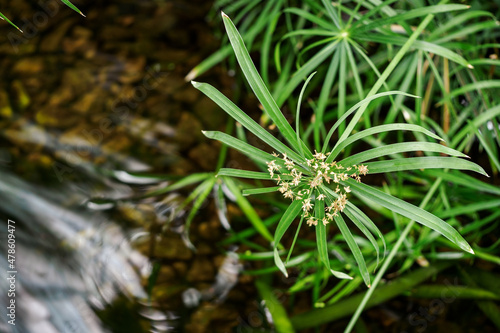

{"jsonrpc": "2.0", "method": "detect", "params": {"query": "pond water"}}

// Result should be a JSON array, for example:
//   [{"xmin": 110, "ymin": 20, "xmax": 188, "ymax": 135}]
[{"xmin": 0, "ymin": 1, "xmax": 249, "ymax": 332}]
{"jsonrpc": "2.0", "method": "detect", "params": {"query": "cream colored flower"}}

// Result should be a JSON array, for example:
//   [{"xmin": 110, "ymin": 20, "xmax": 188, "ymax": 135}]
[
  {"xmin": 302, "ymin": 198, "xmax": 313, "ymax": 212},
  {"xmin": 358, "ymin": 164, "xmax": 368, "ymax": 176},
  {"xmin": 307, "ymin": 217, "xmax": 317, "ymax": 227},
  {"xmin": 313, "ymin": 150, "xmax": 327, "ymax": 160}
]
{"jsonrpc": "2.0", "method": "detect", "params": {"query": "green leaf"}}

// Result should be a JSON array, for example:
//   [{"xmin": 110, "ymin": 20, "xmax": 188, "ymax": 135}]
[
  {"xmin": 243, "ymin": 187, "xmax": 280, "ymax": 196},
  {"xmin": 284, "ymin": 7, "xmax": 335, "ymax": 30},
  {"xmin": 333, "ymin": 214, "xmax": 371, "ymax": 287},
  {"xmin": 218, "ymin": 168, "xmax": 278, "ymax": 180},
  {"xmin": 365, "ymin": 157, "xmax": 488, "ymax": 177},
  {"xmin": 276, "ymin": 40, "xmax": 339, "ymax": 106},
  {"xmin": 315, "ymin": 51, "xmax": 340, "ymax": 150},
  {"xmin": 343, "ymin": 206, "xmax": 383, "ymax": 268},
  {"xmin": 0, "ymin": 12, "xmax": 22, "ymax": 32},
  {"xmin": 60, "ymin": 0, "xmax": 85, "ymax": 16},
  {"xmin": 345, "ymin": 178, "xmax": 474, "ymax": 254},
  {"xmin": 203, "ymin": 130, "xmax": 274, "ymax": 165},
  {"xmin": 321, "ymin": 0, "xmax": 341, "ymax": 29},
  {"xmin": 327, "ymin": 123, "xmax": 443, "ymax": 162},
  {"xmin": 222, "ymin": 12, "xmax": 310, "ymax": 158},
  {"xmin": 193, "ymin": 82, "xmax": 304, "ymax": 164},
  {"xmin": 274, "ymin": 200, "xmax": 303, "ymax": 277},
  {"xmin": 340, "ymin": 142, "xmax": 468, "ymax": 165},
  {"xmin": 296, "ymin": 72, "xmax": 316, "ymax": 158},
  {"xmin": 322, "ymin": 93, "xmax": 419, "ymax": 154},
  {"xmin": 315, "ymin": 199, "xmax": 352, "ymax": 280}
]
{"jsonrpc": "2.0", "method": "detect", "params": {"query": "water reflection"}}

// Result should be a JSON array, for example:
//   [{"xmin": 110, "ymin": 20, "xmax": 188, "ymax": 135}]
[
  {"xmin": 0, "ymin": 171, "xmax": 173, "ymax": 332},
  {"xmin": 0, "ymin": 0, "xmax": 240, "ymax": 330}
]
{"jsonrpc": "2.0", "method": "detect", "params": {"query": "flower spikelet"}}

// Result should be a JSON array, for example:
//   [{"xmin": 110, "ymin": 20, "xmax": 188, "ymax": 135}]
[{"xmin": 267, "ymin": 153, "xmax": 368, "ymax": 227}]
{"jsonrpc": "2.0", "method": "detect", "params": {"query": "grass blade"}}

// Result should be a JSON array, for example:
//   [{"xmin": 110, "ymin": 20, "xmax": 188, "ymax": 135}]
[
  {"xmin": 365, "ymin": 157, "xmax": 489, "ymax": 177},
  {"xmin": 203, "ymin": 130, "xmax": 274, "ymax": 165},
  {"xmin": 274, "ymin": 200, "xmax": 303, "ymax": 277},
  {"xmin": 276, "ymin": 40, "xmax": 339, "ymax": 106},
  {"xmin": 322, "ymin": 93, "xmax": 419, "ymax": 154},
  {"xmin": 345, "ymin": 178, "xmax": 474, "ymax": 254},
  {"xmin": 0, "ymin": 12, "xmax": 22, "ymax": 32},
  {"xmin": 222, "ymin": 12, "xmax": 310, "ymax": 157},
  {"xmin": 340, "ymin": 142, "xmax": 468, "ymax": 165},
  {"xmin": 193, "ymin": 81, "xmax": 304, "ymax": 163},
  {"xmin": 316, "ymin": 199, "xmax": 352, "ymax": 280},
  {"xmin": 60, "ymin": 0, "xmax": 85, "ymax": 16},
  {"xmin": 321, "ymin": 0, "xmax": 341, "ymax": 29},
  {"xmin": 344, "ymin": 206, "xmax": 383, "ymax": 267},
  {"xmin": 327, "ymin": 123, "xmax": 443, "ymax": 162},
  {"xmin": 333, "ymin": 214, "xmax": 371, "ymax": 287},
  {"xmin": 243, "ymin": 187, "xmax": 280, "ymax": 196},
  {"xmin": 296, "ymin": 72, "xmax": 316, "ymax": 158},
  {"xmin": 218, "ymin": 168, "xmax": 280, "ymax": 180}
]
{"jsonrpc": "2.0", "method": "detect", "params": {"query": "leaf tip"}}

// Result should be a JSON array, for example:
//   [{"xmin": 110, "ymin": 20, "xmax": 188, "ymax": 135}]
[
  {"xmin": 221, "ymin": 11, "xmax": 229, "ymax": 19},
  {"xmin": 185, "ymin": 69, "xmax": 198, "ymax": 82},
  {"xmin": 191, "ymin": 80, "xmax": 201, "ymax": 88},
  {"xmin": 80, "ymin": 11, "xmax": 86, "ymax": 17},
  {"xmin": 468, "ymin": 248, "xmax": 475, "ymax": 255},
  {"xmin": 467, "ymin": 64, "xmax": 474, "ymax": 69}
]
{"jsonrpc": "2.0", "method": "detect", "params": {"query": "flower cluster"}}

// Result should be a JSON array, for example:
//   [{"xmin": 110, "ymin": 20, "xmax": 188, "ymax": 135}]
[{"xmin": 267, "ymin": 151, "xmax": 368, "ymax": 227}]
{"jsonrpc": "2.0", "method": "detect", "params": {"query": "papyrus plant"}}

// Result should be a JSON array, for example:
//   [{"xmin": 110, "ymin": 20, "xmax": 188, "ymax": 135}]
[{"xmin": 193, "ymin": 13, "xmax": 487, "ymax": 287}]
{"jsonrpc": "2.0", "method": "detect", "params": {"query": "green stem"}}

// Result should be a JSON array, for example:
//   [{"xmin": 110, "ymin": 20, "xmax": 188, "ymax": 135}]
[{"xmin": 286, "ymin": 215, "xmax": 304, "ymax": 264}]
